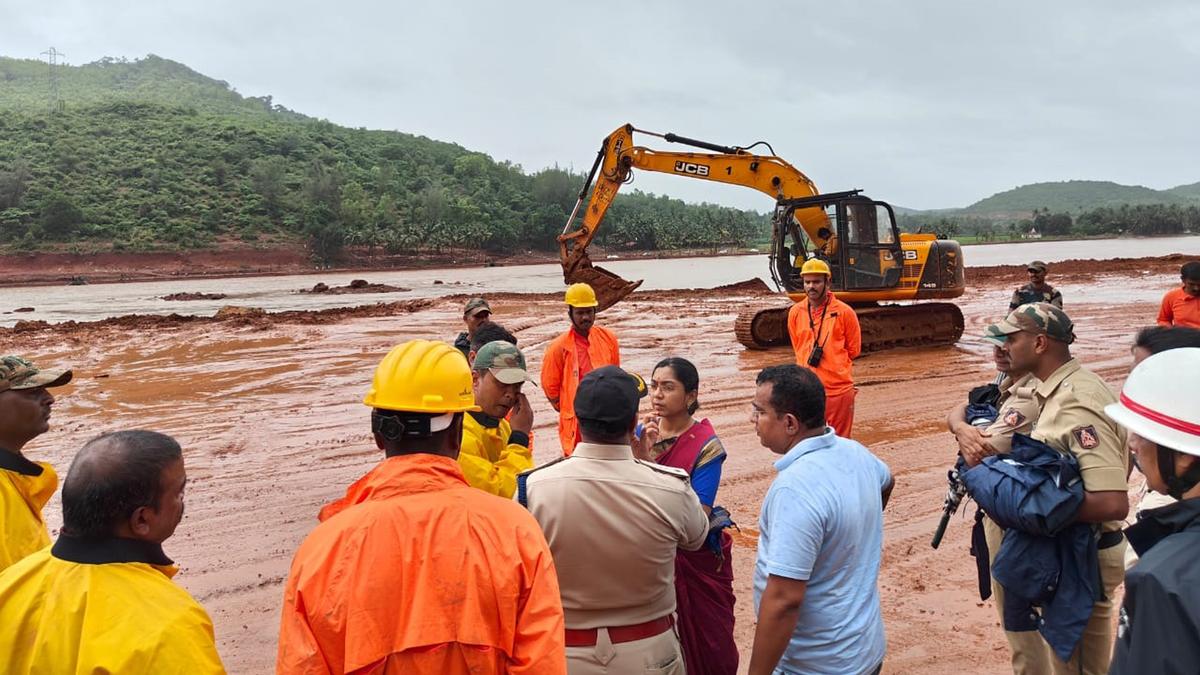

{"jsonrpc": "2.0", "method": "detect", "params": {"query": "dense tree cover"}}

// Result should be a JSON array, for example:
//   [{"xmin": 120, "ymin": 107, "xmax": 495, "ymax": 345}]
[
  {"xmin": 900, "ymin": 204, "xmax": 1198, "ymax": 241},
  {"xmin": 0, "ymin": 55, "xmax": 767, "ymax": 261},
  {"xmin": 961, "ymin": 180, "xmax": 1199, "ymax": 215}
]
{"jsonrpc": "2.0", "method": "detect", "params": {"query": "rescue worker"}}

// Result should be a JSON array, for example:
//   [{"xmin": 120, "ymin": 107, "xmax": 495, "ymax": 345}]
[
  {"xmin": 1155, "ymin": 260, "xmax": 1200, "ymax": 328},
  {"xmin": 454, "ymin": 297, "xmax": 494, "ymax": 357},
  {"xmin": 786, "ymin": 258, "xmax": 862, "ymax": 437},
  {"xmin": 991, "ymin": 303, "xmax": 1129, "ymax": 675},
  {"xmin": 1009, "ymin": 260, "xmax": 1063, "ymax": 310},
  {"xmin": 541, "ymin": 283, "xmax": 621, "ymax": 455},
  {"xmin": 0, "ymin": 430, "xmax": 225, "ymax": 673},
  {"xmin": 0, "ymin": 355, "xmax": 71, "ymax": 572},
  {"xmin": 947, "ymin": 325, "xmax": 1049, "ymax": 673},
  {"xmin": 460, "ymin": 341, "xmax": 535, "ymax": 498},
  {"xmin": 469, "ymin": 323, "xmax": 535, "ymax": 456},
  {"xmin": 520, "ymin": 365, "xmax": 709, "ymax": 675},
  {"xmin": 1104, "ymin": 348, "xmax": 1200, "ymax": 675},
  {"xmin": 1122, "ymin": 325, "xmax": 1200, "ymax": 569},
  {"xmin": 277, "ymin": 340, "xmax": 565, "ymax": 674},
  {"xmin": 748, "ymin": 364, "xmax": 893, "ymax": 675}
]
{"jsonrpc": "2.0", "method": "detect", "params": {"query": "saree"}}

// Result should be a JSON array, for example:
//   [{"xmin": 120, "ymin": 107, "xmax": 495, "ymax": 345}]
[{"xmin": 654, "ymin": 418, "xmax": 738, "ymax": 675}]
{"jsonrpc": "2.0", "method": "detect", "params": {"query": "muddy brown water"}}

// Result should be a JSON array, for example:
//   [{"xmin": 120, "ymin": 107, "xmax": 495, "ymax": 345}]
[
  {"xmin": 0, "ymin": 247, "xmax": 1190, "ymax": 672},
  {"xmin": 2, "ymin": 236, "xmax": 1196, "ymax": 327}
]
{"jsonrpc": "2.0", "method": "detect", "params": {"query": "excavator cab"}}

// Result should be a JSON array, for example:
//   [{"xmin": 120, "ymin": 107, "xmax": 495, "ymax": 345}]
[{"xmin": 771, "ymin": 191, "xmax": 904, "ymax": 295}]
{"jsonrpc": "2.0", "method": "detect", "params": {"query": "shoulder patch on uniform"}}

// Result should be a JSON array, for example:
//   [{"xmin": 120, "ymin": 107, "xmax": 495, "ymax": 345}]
[
  {"xmin": 633, "ymin": 459, "xmax": 691, "ymax": 481},
  {"xmin": 519, "ymin": 455, "xmax": 572, "ymax": 479},
  {"xmin": 1003, "ymin": 408, "xmax": 1027, "ymax": 428},
  {"xmin": 1073, "ymin": 425, "xmax": 1100, "ymax": 449}
]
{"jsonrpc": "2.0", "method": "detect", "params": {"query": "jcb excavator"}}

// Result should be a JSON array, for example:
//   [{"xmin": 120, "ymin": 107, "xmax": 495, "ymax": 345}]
[{"xmin": 558, "ymin": 123, "xmax": 966, "ymax": 351}]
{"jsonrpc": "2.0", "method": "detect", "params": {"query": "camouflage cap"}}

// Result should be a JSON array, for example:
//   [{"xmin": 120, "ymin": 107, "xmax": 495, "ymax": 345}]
[
  {"xmin": 981, "ymin": 323, "xmax": 1009, "ymax": 346},
  {"xmin": 1027, "ymin": 260, "xmax": 1048, "ymax": 272},
  {"xmin": 989, "ymin": 303, "xmax": 1076, "ymax": 344},
  {"xmin": 0, "ymin": 356, "xmax": 73, "ymax": 394},
  {"xmin": 463, "ymin": 298, "xmax": 491, "ymax": 318},
  {"xmin": 472, "ymin": 341, "xmax": 536, "ymax": 385}
]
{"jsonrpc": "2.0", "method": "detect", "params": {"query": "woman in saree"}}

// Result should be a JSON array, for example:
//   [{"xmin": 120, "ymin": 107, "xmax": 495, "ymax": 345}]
[{"xmin": 635, "ymin": 357, "xmax": 737, "ymax": 675}]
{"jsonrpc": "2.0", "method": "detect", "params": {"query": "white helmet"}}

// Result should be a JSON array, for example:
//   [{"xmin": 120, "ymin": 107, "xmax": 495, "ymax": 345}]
[{"xmin": 1105, "ymin": 347, "xmax": 1200, "ymax": 456}]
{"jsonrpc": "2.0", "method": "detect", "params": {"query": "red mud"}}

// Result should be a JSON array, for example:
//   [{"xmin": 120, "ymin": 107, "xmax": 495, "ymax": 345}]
[
  {"xmin": 966, "ymin": 253, "xmax": 1192, "ymax": 284},
  {"xmin": 0, "ymin": 262, "xmax": 1172, "ymax": 674}
]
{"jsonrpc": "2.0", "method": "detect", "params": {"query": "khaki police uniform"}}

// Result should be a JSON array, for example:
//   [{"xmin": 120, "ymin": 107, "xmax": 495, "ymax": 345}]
[
  {"xmin": 520, "ymin": 442, "xmax": 709, "ymax": 675},
  {"xmin": 980, "ymin": 373, "xmax": 1055, "ymax": 674},
  {"xmin": 1031, "ymin": 358, "xmax": 1128, "ymax": 675}
]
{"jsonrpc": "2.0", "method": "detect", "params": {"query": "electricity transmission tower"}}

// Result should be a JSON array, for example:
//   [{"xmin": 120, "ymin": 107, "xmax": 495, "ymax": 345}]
[{"xmin": 40, "ymin": 47, "xmax": 65, "ymax": 113}]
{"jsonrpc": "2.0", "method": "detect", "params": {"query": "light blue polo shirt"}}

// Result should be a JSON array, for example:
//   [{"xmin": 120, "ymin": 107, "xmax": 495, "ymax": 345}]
[{"xmin": 753, "ymin": 428, "xmax": 891, "ymax": 675}]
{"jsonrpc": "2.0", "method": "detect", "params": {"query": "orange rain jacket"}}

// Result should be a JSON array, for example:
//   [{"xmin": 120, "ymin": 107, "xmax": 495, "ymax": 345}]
[
  {"xmin": 787, "ymin": 292, "xmax": 862, "ymax": 396},
  {"xmin": 0, "ymin": 455, "xmax": 57, "ymax": 573},
  {"xmin": 540, "ymin": 326, "xmax": 620, "ymax": 455},
  {"xmin": 277, "ymin": 453, "xmax": 566, "ymax": 675}
]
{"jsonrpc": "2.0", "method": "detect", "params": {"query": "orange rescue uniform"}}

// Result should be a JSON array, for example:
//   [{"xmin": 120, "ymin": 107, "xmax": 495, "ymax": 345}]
[
  {"xmin": 1157, "ymin": 287, "xmax": 1200, "ymax": 328},
  {"xmin": 787, "ymin": 291, "xmax": 862, "ymax": 437},
  {"xmin": 277, "ymin": 453, "xmax": 566, "ymax": 675},
  {"xmin": 541, "ymin": 326, "xmax": 620, "ymax": 455}
]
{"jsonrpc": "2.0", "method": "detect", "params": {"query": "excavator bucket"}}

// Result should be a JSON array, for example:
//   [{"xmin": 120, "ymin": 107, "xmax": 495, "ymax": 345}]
[{"xmin": 562, "ymin": 250, "xmax": 643, "ymax": 312}]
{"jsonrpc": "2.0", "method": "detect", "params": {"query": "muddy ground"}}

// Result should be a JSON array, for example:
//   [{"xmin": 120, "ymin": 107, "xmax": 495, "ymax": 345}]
[{"xmin": 0, "ymin": 260, "xmax": 1171, "ymax": 674}]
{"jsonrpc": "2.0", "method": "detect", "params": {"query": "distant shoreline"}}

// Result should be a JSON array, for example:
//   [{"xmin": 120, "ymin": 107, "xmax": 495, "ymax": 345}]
[{"xmin": 0, "ymin": 233, "xmax": 1194, "ymax": 289}]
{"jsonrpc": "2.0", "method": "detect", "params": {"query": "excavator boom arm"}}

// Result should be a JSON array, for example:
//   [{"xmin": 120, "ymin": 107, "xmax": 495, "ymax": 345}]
[{"xmin": 559, "ymin": 124, "xmax": 832, "ymax": 309}]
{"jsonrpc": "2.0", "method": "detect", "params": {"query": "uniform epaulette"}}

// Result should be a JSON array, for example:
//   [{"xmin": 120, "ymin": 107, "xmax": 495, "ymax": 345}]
[
  {"xmin": 633, "ymin": 459, "xmax": 691, "ymax": 482},
  {"xmin": 516, "ymin": 455, "xmax": 573, "ymax": 508}
]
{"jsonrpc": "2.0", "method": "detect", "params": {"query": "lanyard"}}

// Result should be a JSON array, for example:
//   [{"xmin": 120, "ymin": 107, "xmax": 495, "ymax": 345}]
[{"xmin": 808, "ymin": 297, "xmax": 831, "ymax": 349}]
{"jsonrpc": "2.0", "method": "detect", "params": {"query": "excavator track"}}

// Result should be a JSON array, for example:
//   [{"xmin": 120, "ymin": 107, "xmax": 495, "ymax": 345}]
[{"xmin": 734, "ymin": 302, "xmax": 965, "ymax": 352}]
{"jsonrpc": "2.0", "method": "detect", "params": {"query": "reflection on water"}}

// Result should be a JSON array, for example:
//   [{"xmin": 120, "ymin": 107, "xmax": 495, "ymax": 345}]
[{"xmin": 2, "ymin": 235, "xmax": 1196, "ymax": 327}]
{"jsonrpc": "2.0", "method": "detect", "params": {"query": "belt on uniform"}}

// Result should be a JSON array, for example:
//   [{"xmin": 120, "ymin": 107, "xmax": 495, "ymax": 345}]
[
  {"xmin": 564, "ymin": 615, "xmax": 674, "ymax": 647},
  {"xmin": 1098, "ymin": 530, "xmax": 1124, "ymax": 549}
]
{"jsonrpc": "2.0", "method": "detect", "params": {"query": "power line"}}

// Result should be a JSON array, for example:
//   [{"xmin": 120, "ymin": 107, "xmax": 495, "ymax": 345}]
[{"xmin": 40, "ymin": 47, "xmax": 65, "ymax": 113}]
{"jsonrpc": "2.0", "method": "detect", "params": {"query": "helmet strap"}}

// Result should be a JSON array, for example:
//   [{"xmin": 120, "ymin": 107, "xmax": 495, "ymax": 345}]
[
  {"xmin": 371, "ymin": 411, "xmax": 434, "ymax": 440},
  {"xmin": 1158, "ymin": 444, "xmax": 1200, "ymax": 500}
]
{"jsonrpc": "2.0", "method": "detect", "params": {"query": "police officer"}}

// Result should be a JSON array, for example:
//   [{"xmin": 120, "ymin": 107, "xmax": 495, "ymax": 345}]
[
  {"xmin": 1009, "ymin": 260, "xmax": 1063, "ymax": 310},
  {"xmin": 947, "ymin": 324, "xmax": 1047, "ymax": 673},
  {"xmin": 519, "ymin": 365, "xmax": 708, "ymax": 675},
  {"xmin": 991, "ymin": 303, "xmax": 1128, "ymax": 675},
  {"xmin": 1104, "ymin": 348, "xmax": 1200, "ymax": 675}
]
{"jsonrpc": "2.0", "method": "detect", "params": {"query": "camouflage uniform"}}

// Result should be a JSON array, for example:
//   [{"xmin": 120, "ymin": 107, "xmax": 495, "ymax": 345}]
[
  {"xmin": 454, "ymin": 298, "xmax": 492, "ymax": 357},
  {"xmin": 1010, "ymin": 261, "xmax": 1063, "ymax": 311},
  {"xmin": 991, "ymin": 304, "xmax": 1128, "ymax": 675}
]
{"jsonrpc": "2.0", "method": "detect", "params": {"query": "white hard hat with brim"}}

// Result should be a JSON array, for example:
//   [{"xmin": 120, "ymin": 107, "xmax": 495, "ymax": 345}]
[{"xmin": 1105, "ymin": 348, "xmax": 1200, "ymax": 457}]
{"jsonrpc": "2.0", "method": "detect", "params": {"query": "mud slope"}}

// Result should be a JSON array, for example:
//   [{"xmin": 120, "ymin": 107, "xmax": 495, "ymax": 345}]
[{"xmin": 0, "ymin": 269, "xmax": 1170, "ymax": 674}]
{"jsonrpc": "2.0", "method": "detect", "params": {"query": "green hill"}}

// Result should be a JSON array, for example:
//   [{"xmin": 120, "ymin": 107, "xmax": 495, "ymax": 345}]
[
  {"xmin": 0, "ymin": 54, "xmax": 766, "ymax": 258},
  {"xmin": 1165, "ymin": 181, "xmax": 1200, "ymax": 200},
  {"xmin": 960, "ymin": 180, "xmax": 1198, "ymax": 215},
  {"xmin": 0, "ymin": 54, "xmax": 305, "ymax": 119}
]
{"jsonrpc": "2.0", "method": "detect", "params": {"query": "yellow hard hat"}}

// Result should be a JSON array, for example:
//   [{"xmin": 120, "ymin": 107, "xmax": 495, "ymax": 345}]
[
  {"xmin": 363, "ymin": 340, "xmax": 481, "ymax": 413},
  {"xmin": 800, "ymin": 258, "xmax": 831, "ymax": 277},
  {"xmin": 564, "ymin": 282, "xmax": 599, "ymax": 308}
]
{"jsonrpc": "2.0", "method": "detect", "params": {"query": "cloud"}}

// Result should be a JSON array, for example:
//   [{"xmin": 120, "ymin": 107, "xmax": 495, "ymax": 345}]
[{"xmin": 2, "ymin": 0, "xmax": 1198, "ymax": 210}]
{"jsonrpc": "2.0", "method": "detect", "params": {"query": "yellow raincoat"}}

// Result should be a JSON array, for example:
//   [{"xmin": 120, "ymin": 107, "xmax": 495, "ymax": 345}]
[
  {"xmin": 0, "ymin": 453, "xmax": 56, "ymax": 572},
  {"xmin": 0, "ymin": 537, "xmax": 226, "ymax": 674},
  {"xmin": 459, "ymin": 411, "xmax": 534, "ymax": 498}
]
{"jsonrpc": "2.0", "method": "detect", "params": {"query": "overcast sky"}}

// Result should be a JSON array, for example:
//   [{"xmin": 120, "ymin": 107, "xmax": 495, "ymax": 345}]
[{"xmin": 3, "ymin": 0, "xmax": 1199, "ymax": 210}]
